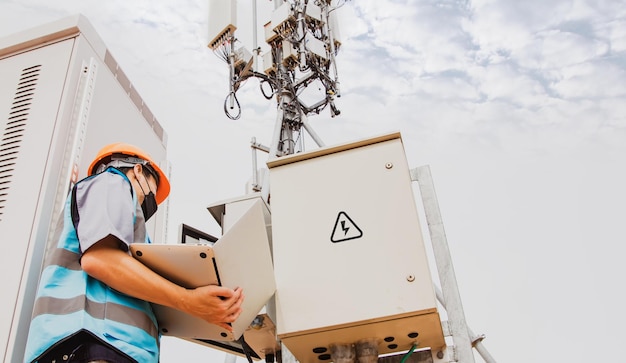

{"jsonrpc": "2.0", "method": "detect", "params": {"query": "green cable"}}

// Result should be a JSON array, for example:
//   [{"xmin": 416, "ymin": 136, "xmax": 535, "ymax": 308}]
[{"xmin": 399, "ymin": 344, "xmax": 418, "ymax": 363}]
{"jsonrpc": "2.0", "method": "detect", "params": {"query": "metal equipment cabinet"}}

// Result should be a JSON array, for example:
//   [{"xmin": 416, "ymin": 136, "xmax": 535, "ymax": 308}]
[
  {"xmin": 268, "ymin": 132, "xmax": 445, "ymax": 363},
  {"xmin": 0, "ymin": 15, "xmax": 169, "ymax": 362}
]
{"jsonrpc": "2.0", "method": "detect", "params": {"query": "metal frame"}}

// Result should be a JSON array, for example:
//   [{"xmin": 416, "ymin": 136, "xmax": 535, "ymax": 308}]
[{"xmin": 411, "ymin": 165, "xmax": 496, "ymax": 363}]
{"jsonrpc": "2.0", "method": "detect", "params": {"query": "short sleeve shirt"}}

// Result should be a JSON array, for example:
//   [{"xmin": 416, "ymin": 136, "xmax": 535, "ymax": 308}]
[{"xmin": 73, "ymin": 170, "xmax": 146, "ymax": 254}]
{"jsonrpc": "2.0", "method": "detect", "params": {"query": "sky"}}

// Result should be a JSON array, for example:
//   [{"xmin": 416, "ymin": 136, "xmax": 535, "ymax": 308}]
[{"xmin": 1, "ymin": 0, "xmax": 625, "ymax": 362}]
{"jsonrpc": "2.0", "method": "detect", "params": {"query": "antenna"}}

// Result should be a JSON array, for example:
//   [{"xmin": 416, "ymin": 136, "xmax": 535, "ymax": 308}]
[{"xmin": 207, "ymin": 0, "xmax": 345, "ymax": 160}]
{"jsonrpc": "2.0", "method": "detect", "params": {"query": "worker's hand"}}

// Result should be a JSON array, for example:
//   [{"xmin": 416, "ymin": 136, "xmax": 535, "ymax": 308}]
[
  {"xmin": 182, "ymin": 285, "xmax": 244, "ymax": 331},
  {"xmin": 81, "ymin": 237, "xmax": 244, "ymax": 332}
]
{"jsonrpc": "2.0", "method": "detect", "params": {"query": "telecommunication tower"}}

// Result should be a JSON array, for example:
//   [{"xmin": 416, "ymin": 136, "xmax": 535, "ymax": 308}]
[
  {"xmin": 205, "ymin": 2, "xmax": 497, "ymax": 363},
  {"xmin": 207, "ymin": 0, "xmax": 341, "ymax": 167}
]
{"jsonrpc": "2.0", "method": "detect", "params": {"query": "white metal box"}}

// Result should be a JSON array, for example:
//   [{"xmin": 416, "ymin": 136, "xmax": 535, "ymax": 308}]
[
  {"xmin": 264, "ymin": 21, "xmax": 280, "ymax": 43},
  {"xmin": 0, "ymin": 15, "xmax": 168, "ymax": 362},
  {"xmin": 304, "ymin": 3, "xmax": 323, "ymax": 24},
  {"xmin": 281, "ymin": 40, "xmax": 298, "ymax": 65},
  {"xmin": 262, "ymin": 51, "xmax": 276, "ymax": 75},
  {"xmin": 328, "ymin": 9, "xmax": 342, "ymax": 49},
  {"xmin": 207, "ymin": 192, "xmax": 272, "ymax": 240},
  {"xmin": 205, "ymin": 193, "xmax": 279, "ymax": 359},
  {"xmin": 271, "ymin": 2, "xmax": 295, "ymax": 32},
  {"xmin": 207, "ymin": 0, "xmax": 237, "ymax": 49},
  {"xmin": 267, "ymin": 133, "xmax": 444, "ymax": 362},
  {"xmin": 304, "ymin": 33, "xmax": 328, "ymax": 61},
  {"xmin": 233, "ymin": 46, "xmax": 253, "ymax": 74}
]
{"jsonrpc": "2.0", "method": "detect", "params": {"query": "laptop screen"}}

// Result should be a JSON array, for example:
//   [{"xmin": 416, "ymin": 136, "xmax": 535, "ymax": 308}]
[{"xmin": 179, "ymin": 223, "xmax": 218, "ymax": 245}]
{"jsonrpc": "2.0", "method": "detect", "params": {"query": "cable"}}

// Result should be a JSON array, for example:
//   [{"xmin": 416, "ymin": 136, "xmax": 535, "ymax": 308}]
[
  {"xmin": 400, "ymin": 344, "xmax": 418, "ymax": 363},
  {"xmin": 223, "ymin": 91, "xmax": 241, "ymax": 120},
  {"xmin": 237, "ymin": 336, "xmax": 255, "ymax": 363},
  {"xmin": 260, "ymin": 79, "xmax": 275, "ymax": 99},
  {"xmin": 211, "ymin": 33, "xmax": 232, "ymax": 63}
]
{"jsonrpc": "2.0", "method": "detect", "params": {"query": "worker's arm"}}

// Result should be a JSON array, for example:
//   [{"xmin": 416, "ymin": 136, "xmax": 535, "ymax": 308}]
[{"xmin": 80, "ymin": 235, "xmax": 244, "ymax": 331}]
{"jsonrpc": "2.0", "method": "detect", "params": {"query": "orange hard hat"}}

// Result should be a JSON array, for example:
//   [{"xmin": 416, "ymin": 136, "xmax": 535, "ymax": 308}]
[{"xmin": 88, "ymin": 142, "xmax": 171, "ymax": 204}]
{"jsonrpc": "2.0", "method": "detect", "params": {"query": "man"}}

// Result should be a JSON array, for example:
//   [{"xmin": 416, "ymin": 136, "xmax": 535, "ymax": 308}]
[{"xmin": 24, "ymin": 143, "xmax": 244, "ymax": 363}]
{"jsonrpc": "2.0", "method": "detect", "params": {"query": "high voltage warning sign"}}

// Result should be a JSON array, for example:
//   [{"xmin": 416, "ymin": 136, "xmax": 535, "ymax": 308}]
[{"xmin": 331, "ymin": 211, "xmax": 363, "ymax": 243}]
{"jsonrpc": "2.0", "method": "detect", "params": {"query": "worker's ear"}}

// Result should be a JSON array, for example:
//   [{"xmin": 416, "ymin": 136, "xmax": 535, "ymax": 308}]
[
  {"xmin": 132, "ymin": 164, "xmax": 143, "ymax": 179},
  {"xmin": 126, "ymin": 164, "xmax": 142, "ymax": 183}
]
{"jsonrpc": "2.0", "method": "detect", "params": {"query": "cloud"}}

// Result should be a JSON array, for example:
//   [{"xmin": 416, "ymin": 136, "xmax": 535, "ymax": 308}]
[
  {"xmin": 554, "ymin": 61, "xmax": 626, "ymax": 98},
  {"xmin": 1, "ymin": 2, "xmax": 625, "ymax": 362}
]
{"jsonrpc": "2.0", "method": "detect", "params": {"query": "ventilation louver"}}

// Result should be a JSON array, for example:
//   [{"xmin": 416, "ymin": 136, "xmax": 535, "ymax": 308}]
[{"xmin": 0, "ymin": 64, "xmax": 41, "ymax": 222}]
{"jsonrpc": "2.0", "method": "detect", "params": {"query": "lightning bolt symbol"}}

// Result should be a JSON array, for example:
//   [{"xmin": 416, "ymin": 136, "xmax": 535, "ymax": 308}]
[{"xmin": 341, "ymin": 220, "xmax": 350, "ymax": 235}]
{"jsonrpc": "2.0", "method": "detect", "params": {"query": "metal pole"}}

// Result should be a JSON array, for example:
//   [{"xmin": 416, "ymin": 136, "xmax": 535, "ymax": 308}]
[
  {"xmin": 228, "ymin": 35, "xmax": 236, "ymax": 110},
  {"xmin": 300, "ymin": 112, "xmax": 325, "ymax": 148},
  {"xmin": 252, "ymin": 0, "xmax": 259, "ymax": 73},
  {"xmin": 280, "ymin": 342, "xmax": 298, "ymax": 363},
  {"xmin": 323, "ymin": 3, "xmax": 340, "ymax": 96},
  {"xmin": 433, "ymin": 286, "xmax": 497, "ymax": 363},
  {"xmin": 261, "ymin": 104, "xmax": 285, "ymax": 203},
  {"xmin": 412, "ymin": 165, "xmax": 475, "ymax": 363},
  {"xmin": 251, "ymin": 137, "xmax": 259, "ymax": 191},
  {"xmin": 472, "ymin": 336, "xmax": 497, "ymax": 363}
]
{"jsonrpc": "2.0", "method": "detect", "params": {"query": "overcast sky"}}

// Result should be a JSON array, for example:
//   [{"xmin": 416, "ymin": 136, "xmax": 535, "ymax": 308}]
[{"xmin": 1, "ymin": 0, "xmax": 625, "ymax": 362}]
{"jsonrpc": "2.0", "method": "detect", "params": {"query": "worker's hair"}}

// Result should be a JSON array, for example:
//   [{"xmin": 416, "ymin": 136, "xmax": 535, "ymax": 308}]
[{"xmin": 117, "ymin": 165, "xmax": 159, "ymax": 186}]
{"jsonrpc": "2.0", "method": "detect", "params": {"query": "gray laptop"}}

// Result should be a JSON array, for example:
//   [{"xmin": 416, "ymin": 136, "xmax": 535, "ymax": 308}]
[{"xmin": 129, "ymin": 199, "xmax": 276, "ymax": 341}]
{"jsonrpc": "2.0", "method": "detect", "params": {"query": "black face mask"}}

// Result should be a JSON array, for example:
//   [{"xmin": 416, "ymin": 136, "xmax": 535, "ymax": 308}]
[
  {"xmin": 138, "ymin": 173, "xmax": 158, "ymax": 221},
  {"xmin": 141, "ymin": 190, "xmax": 158, "ymax": 221}
]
